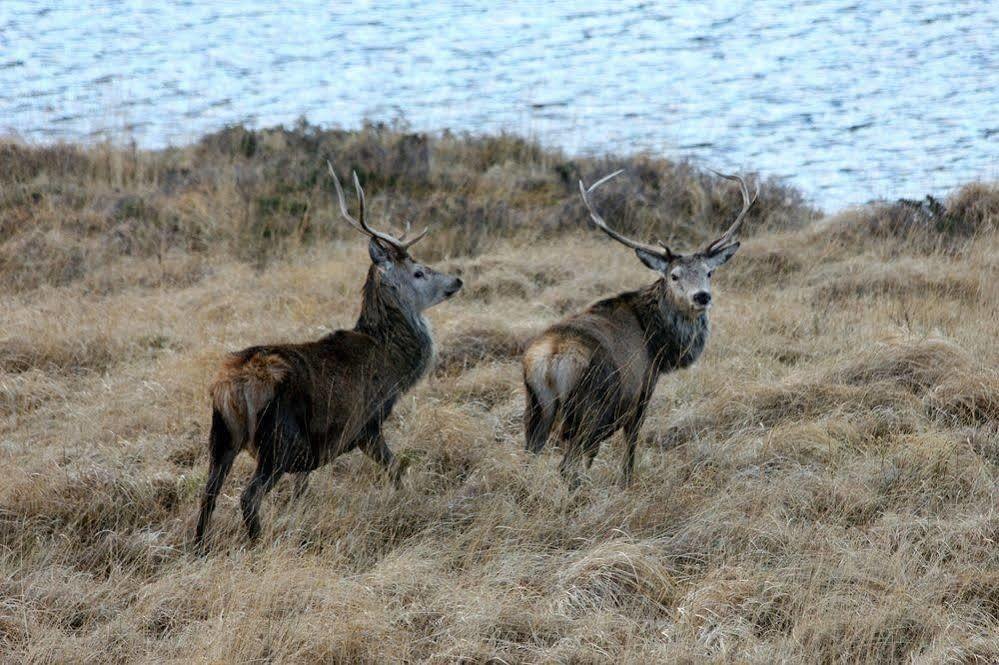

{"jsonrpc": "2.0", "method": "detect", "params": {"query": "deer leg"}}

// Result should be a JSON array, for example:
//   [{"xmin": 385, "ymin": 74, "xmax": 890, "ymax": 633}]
[
  {"xmin": 195, "ymin": 447, "xmax": 236, "ymax": 549},
  {"xmin": 195, "ymin": 410, "xmax": 238, "ymax": 551},
  {"xmin": 524, "ymin": 385, "xmax": 557, "ymax": 454},
  {"xmin": 620, "ymin": 428, "xmax": 639, "ymax": 487},
  {"xmin": 240, "ymin": 396, "xmax": 304, "ymax": 542},
  {"xmin": 560, "ymin": 390, "xmax": 614, "ymax": 487},
  {"xmin": 565, "ymin": 423, "xmax": 613, "ymax": 487},
  {"xmin": 359, "ymin": 428, "xmax": 404, "ymax": 489},
  {"xmin": 560, "ymin": 404, "xmax": 596, "ymax": 489},
  {"xmin": 558, "ymin": 446, "xmax": 585, "ymax": 491},
  {"xmin": 621, "ymin": 404, "xmax": 649, "ymax": 487},
  {"xmin": 240, "ymin": 458, "xmax": 283, "ymax": 542}
]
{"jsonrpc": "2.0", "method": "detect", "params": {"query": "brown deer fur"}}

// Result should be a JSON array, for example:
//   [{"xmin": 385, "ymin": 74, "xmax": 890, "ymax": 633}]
[
  {"xmin": 523, "ymin": 170, "xmax": 755, "ymax": 487},
  {"xmin": 195, "ymin": 170, "xmax": 461, "ymax": 546}
]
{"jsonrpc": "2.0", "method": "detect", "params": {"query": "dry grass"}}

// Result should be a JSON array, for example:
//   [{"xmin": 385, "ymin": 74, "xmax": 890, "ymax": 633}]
[{"xmin": 1, "ymin": 127, "xmax": 997, "ymax": 663}]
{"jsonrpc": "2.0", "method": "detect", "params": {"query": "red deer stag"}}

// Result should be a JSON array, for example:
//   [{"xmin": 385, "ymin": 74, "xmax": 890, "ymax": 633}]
[
  {"xmin": 522, "ymin": 170, "xmax": 756, "ymax": 487},
  {"xmin": 195, "ymin": 163, "xmax": 462, "ymax": 546}
]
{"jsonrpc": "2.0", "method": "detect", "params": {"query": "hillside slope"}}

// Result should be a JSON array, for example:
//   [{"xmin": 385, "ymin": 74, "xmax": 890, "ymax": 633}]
[{"xmin": 1, "ymin": 126, "xmax": 997, "ymax": 663}]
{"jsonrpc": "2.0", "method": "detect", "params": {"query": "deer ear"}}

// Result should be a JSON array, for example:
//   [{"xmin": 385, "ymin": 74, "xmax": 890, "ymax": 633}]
[
  {"xmin": 368, "ymin": 238, "xmax": 393, "ymax": 267},
  {"xmin": 635, "ymin": 247, "xmax": 670, "ymax": 272},
  {"xmin": 705, "ymin": 242, "xmax": 740, "ymax": 269}
]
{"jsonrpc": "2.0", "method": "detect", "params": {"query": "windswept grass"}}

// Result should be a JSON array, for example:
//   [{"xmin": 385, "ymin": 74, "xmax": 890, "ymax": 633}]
[
  {"xmin": 0, "ymin": 120, "xmax": 815, "ymax": 292},
  {"xmin": 0, "ymin": 125, "xmax": 996, "ymax": 663}
]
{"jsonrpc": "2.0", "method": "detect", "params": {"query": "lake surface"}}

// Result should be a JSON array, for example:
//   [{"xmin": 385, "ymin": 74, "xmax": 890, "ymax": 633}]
[{"xmin": 1, "ymin": 1, "xmax": 996, "ymax": 210}]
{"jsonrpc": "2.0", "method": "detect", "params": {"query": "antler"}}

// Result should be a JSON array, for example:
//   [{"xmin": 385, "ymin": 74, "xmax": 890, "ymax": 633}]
[
  {"xmin": 704, "ymin": 171, "xmax": 758, "ymax": 255},
  {"xmin": 578, "ymin": 170, "xmax": 672, "ymax": 259},
  {"xmin": 327, "ymin": 161, "xmax": 428, "ymax": 250}
]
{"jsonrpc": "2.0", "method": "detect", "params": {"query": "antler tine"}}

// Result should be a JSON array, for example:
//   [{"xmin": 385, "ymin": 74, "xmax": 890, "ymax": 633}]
[
  {"xmin": 578, "ymin": 170, "xmax": 669, "ymax": 258},
  {"xmin": 328, "ymin": 161, "xmax": 421, "ymax": 249},
  {"xmin": 705, "ymin": 171, "xmax": 758, "ymax": 254},
  {"xmin": 328, "ymin": 161, "xmax": 365, "ymax": 235},
  {"xmin": 397, "ymin": 219, "xmax": 411, "ymax": 241},
  {"xmin": 349, "ymin": 170, "xmax": 402, "ymax": 247},
  {"xmin": 394, "ymin": 218, "xmax": 430, "ymax": 249},
  {"xmin": 401, "ymin": 226, "xmax": 429, "ymax": 249},
  {"xmin": 351, "ymin": 171, "xmax": 366, "ymax": 227}
]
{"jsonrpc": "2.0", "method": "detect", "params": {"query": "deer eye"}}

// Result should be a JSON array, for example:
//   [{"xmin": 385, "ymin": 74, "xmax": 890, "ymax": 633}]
[
  {"xmin": 670, "ymin": 273, "xmax": 680, "ymax": 282},
  {"xmin": 708, "ymin": 270, "xmax": 714, "ymax": 278},
  {"xmin": 413, "ymin": 270, "xmax": 425, "ymax": 279}
]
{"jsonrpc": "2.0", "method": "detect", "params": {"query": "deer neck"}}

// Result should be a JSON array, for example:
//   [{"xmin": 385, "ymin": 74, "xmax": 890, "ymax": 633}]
[
  {"xmin": 634, "ymin": 280, "xmax": 709, "ymax": 373},
  {"xmin": 355, "ymin": 271, "xmax": 435, "ymax": 389}
]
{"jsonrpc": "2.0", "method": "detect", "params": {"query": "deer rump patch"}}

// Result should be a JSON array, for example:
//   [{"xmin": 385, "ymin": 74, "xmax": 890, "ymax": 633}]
[{"xmin": 210, "ymin": 351, "xmax": 291, "ymax": 456}]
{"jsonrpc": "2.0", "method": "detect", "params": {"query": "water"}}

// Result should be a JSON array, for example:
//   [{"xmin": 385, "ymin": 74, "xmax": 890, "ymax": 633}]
[{"xmin": 1, "ymin": 1, "xmax": 996, "ymax": 210}]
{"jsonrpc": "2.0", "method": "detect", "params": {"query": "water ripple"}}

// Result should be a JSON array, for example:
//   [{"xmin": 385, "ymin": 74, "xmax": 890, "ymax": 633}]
[{"xmin": 0, "ymin": 0, "xmax": 996, "ymax": 209}]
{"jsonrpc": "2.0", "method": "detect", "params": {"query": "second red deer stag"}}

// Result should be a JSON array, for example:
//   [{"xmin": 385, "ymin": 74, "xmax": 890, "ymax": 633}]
[
  {"xmin": 195, "ymin": 163, "xmax": 463, "ymax": 546},
  {"xmin": 522, "ymin": 170, "xmax": 757, "ymax": 487}
]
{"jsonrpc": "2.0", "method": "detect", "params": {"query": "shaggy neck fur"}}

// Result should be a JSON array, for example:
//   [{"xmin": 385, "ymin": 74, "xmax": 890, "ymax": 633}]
[
  {"xmin": 632, "ymin": 279, "xmax": 709, "ymax": 373},
  {"xmin": 355, "ymin": 266, "xmax": 435, "ymax": 391}
]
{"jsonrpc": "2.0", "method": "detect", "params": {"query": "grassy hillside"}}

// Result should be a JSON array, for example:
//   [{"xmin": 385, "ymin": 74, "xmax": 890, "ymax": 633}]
[{"xmin": 1, "ymin": 124, "xmax": 997, "ymax": 663}]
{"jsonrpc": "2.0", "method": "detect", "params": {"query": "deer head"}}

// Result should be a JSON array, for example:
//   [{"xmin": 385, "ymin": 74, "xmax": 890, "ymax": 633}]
[
  {"xmin": 328, "ymin": 162, "xmax": 462, "ymax": 312},
  {"xmin": 578, "ymin": 169, "xmax": 757, "ymax": 313}
]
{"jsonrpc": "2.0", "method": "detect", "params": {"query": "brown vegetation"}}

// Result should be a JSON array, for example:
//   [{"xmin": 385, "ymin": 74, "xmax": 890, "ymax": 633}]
[{"xmin": 1, "ymin": 124, "xmax": 996, "ymax": 662}]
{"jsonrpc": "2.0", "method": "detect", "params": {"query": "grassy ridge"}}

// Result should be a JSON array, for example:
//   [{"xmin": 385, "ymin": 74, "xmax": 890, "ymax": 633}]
[
  {"xmin": 0, "ymin": 120, "xmax": 815, "ymax": 291},
  {"xmin": 0, "ymin": 124, "xmax": 997, "ymax": 662}
]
